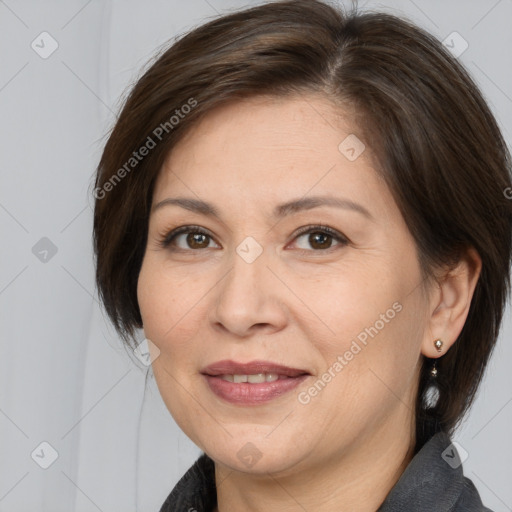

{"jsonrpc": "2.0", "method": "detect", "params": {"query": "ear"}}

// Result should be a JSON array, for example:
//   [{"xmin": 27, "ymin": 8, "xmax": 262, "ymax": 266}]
[{"xmin": 421, "ymin": 247, "xmax": 482, "ymax": 358}]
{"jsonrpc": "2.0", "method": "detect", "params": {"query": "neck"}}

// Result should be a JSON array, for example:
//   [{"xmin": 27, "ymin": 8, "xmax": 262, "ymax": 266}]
[{"xmin": 213, "ymin": 414, "xmax": 416, "ymax": 512}]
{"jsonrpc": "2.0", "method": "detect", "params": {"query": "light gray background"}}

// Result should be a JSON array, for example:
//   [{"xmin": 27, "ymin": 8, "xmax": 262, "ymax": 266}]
[{"xmin": 1, "ymin": 0, "xmax": 511, "ymax": 511}]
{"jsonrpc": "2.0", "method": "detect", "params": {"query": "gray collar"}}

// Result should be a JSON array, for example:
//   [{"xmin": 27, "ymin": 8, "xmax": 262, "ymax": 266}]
[{"xmin": 378, "ymin": 430, "xmax": 489, "ymax": 511}]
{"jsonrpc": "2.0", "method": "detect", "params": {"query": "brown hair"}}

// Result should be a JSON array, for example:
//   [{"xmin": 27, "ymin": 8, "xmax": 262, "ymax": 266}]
[{"xmin": 92, "ymin": 0, "xmax": 512, "ymax": 441}]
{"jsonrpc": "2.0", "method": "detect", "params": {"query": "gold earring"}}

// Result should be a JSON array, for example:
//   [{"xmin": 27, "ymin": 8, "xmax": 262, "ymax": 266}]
[{"xmin": 434, "ymin": 339, "xmax": 443, "ymax": 352}]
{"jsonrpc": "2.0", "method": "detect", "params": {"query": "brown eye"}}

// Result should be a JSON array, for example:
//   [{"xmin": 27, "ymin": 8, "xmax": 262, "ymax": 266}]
[
  {"xmin": 292, "ymin": 225, "xmax": 348, "ymax": 251},
  {"xmin": 186, "ymin": 232, "xmax": 210, "ymax": 249},
  {"xmin": 159, "ymin": 226, "xmax": 220, "ymax": 250},
  {"xmin": 308, "ymin": 232, "xmax": 333, "ymax": 249}
]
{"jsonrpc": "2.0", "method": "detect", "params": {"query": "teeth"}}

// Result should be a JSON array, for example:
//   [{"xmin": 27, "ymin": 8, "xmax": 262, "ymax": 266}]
[
  {"xmin": 220, "ymin": 373, "xmax": 280, "ymax": 383},
  {"xmin": 247, "ymin": 373, "xmax": 268, "ymax": 384}
]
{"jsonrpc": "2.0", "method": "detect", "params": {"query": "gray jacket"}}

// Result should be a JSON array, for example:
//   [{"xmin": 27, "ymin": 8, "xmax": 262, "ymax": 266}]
[{"xmin": 159, "ymin": 429, "xmax": 493, "ymax": 511}]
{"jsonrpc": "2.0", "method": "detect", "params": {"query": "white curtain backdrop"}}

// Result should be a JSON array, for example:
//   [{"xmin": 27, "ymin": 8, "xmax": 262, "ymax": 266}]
[{"xmin": 1, "ymin": 1, "xmax": 511, "ymax": 511}]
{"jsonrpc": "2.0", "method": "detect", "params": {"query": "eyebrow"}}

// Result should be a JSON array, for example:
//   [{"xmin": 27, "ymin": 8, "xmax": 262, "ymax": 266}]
[{"xmin": 151, "ymin": 195, "xmax": 373, "ymax": 220}]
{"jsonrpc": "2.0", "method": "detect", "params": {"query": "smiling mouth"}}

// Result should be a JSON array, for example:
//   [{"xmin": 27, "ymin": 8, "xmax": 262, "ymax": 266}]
[{"xmin": 200, "ymin": 359, "xmax": 310, "ymax": 405}]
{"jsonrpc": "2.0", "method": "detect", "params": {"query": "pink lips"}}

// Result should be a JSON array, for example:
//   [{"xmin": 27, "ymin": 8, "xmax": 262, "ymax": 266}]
[{"xmin": 201, "ymin": 359, "xmax": 310, "ymax": 405}]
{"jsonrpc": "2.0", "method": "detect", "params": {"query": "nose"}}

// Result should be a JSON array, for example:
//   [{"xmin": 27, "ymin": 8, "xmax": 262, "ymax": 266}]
[{"xmin": 209, "ymin": 244, "xmax": 288, "ymax": 338}]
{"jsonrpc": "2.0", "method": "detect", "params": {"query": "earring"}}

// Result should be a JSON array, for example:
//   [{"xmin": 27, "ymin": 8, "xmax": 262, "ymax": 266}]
[
  {"xmin": 430, "ymin": 339, "xmax": 444, "ymax": 378},
  {"xmin": 430, "ymin": 360, "xmax": 438, "ymax": 378}
]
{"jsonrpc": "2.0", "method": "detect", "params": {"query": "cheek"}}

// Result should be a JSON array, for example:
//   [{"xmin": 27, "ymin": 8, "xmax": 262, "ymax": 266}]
[
  {"xmin": 339, "ymin": 285, "xmax": 425, "ymax": 406},
  {"xmin": 301, "ymin": 301, "xmax": 424, "ymax": 442},
  {"xmin": 291, "ymin": 262, "xmax": 396, "ymax": 349},
  {"xmin": 137, "ymin": 257, "xmax": 209, "ymax": 356},
  {"xmin": 296, "ymin": 260, "xmax": 425, "ymax": 391}
]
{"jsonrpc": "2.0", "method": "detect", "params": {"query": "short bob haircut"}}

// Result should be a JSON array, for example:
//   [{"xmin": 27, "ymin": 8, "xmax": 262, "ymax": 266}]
[{"xmin": 93, "ymin": 0, "xmax": 512, "ymax": 443}]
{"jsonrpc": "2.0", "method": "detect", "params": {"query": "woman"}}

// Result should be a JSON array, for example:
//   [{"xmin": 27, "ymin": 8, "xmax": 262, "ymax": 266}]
[{"xmin": 92, "ymin": 1, "xmax": 511, "ymax": 510}]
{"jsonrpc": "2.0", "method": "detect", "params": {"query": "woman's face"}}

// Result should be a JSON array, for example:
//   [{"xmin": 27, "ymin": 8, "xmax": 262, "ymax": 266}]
[{"xmin": 137, "ymin": 94, "xmax": 432, "ymax": 475}]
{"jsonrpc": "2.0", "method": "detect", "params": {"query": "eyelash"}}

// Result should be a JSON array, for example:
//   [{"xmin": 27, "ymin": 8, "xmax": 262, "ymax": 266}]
[{"xmin": 157, "ymin": 224, "xmax": 349, "ymax": 253}]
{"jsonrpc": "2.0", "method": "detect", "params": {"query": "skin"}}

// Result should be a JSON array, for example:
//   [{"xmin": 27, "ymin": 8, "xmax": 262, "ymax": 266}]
[{"xmin": 137, "ymin": 94, "xmax": 481, "ymax": 512}]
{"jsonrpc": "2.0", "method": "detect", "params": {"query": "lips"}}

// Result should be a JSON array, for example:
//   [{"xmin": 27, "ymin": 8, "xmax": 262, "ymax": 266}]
[
  {"xmin": 200, "ymin": 359, "xmax": 310, "ymax": 378},
  {"xmin": 201, "ymin": 359, "xmax": 311, "ymax": 405}
]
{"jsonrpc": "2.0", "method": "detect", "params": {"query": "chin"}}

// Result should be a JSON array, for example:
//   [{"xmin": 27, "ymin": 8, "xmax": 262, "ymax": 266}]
[{"xmin": 204, "ymin": 437, "xmax": 310, "ymax": 477}]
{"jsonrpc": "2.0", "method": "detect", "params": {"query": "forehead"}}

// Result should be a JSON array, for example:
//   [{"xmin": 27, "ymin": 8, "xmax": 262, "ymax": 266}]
[
  {"xmin": 152, "ymin": 94, "xmax": 394, "ymax": 219},
  {"xmin": 166, "ymin": 94, "xmax": 352, "ymax": 153}
]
